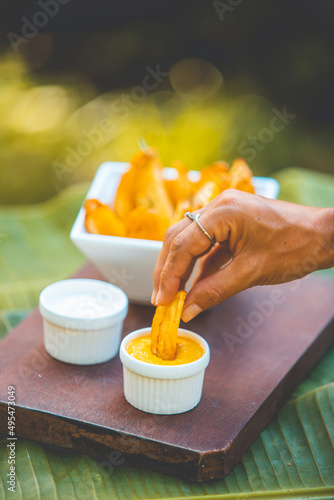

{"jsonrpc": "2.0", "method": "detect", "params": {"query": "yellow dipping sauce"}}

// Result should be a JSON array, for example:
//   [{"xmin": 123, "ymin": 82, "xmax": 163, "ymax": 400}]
[{"xmin": 126, "ymin": 335, "xmax": 204, "ymax": 365}]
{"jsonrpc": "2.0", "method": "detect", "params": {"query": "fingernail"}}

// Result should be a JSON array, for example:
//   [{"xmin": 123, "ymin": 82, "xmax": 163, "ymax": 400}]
[
  {"xmin": 155, "ymin": 290, "xmax": 161, "ymax": 306},
  {"xmin": 151, "ymin": 290, "xmax": 157, "ymax": 305},
  {"xmin": 182, "ymin": 304, "xmax": 202, "ymax": 322}
]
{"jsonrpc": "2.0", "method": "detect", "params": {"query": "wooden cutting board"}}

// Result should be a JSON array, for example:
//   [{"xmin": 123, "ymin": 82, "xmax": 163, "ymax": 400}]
[{"xmin": 0, "ymin": 264, "xmax": 333, "ymax": 482}]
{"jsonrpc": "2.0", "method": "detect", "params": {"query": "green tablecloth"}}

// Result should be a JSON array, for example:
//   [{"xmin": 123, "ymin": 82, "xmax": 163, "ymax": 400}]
[{"xmin": 0, "ymin": 169, "xmax": 334, "ymax": 500}]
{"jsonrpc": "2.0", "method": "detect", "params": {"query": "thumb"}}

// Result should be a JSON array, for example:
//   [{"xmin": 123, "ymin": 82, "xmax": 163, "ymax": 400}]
[{"xmin": 182, "ymin": 257, "xmax": 254, "ymax": 322}]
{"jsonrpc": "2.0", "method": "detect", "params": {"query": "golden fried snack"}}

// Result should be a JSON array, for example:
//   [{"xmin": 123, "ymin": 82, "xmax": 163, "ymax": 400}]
[
  {"xmin": 164, "ymin": 159, "xmax": 194, "ymax": 208},
  {"xmin": 113, "ymin": 167, "xmax": 136, "ymax": 220},
  {"xmin": 134, "ymin": 148, "xmax": 174, "ymax": 220},
  {"xmin": 229, "ymin": 158, "xmax": 255, "ymax": 193},
  {"xmin": 125, "ymin": 206, "xmax": 170, "ymax": 241},
  {"xmin": 151, "ymin": 291, "xmax": 187, "ymax": 360},
  {"xmin": 84, "ymin": 199, "xmax": 126, "ymax": 237},
  {"xmin": 192, "ymin": 161, "xmax": 231, "ymax": 209},
  {"xmin": 113, "ymin": 148, "xmax": 154, "ymax": 219},
  {"xmin": 172, "ymin": 199, "xmax": 193, "ymax": 224},
  {"xmin": 200, "ymin": 161, "xmax": 230, "ymax": 190},
  {"xmin": 84, "ymin": 146, "xmax": 256, "ymax": 239},
  {"xmin": 191, "ymin": 180, "xmax": 221, "ymax": 210}
]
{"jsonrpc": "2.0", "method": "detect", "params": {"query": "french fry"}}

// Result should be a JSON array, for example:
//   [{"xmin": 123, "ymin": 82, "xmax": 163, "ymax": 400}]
[
  {"xmin": 114, "ymin": 148, "xmax": 155, "ymax": 219},
  {"xmin": 229, "ymin": 158, "xmax": 255, "ymax": 193},
  {"xmin": 164, "ymin": 160, "xmax": 194, "ymax": 208},
  {"xmin": 172, "ymin": 199, "xmax": 193, "ymax": 224},
  {"xmin": 200, "ymin": 161, "xmax": 230, "ymax": 189},
  {"xmin": 191, "ymin": 161, "xmax": 231, "ymax": 209},
  {"xmin": 151, "ymin": 291, "xmax": 187, "ymax": 360},
  {"xmin": 84, "ymin": 199, "xmax": 126, "ymax": 237},
  {"xmin": 113, "ymin": 167, "xmax": 136, "ymax": 220},
  {"xmin": 134, "ymin": 149, "xmax": 174, "ymax": 220},
  {"xmin": 125, "ymin": 206, "xmax": 170, "ymax": 241},
  {"xmin": 191, "ymin": 180, "xmax": 221, "ymax": 210}
]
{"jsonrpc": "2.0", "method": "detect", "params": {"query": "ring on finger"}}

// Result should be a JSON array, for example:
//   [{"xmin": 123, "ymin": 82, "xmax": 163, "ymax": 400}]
[{"xmin": 184, "ymin": 211, "xmax": 216, "ymax": 246}]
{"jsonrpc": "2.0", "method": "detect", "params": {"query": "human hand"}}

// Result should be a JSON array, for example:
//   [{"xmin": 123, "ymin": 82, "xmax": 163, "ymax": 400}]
[{"xmin": 152, "ymin": 189, "xmax": 334, "ymax": 322}]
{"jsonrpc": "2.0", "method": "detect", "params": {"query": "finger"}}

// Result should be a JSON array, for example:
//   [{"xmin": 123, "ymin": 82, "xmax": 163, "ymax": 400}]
[
  {"xmin": 152, "ymin": 200, "xmax": 228, "ymax": 304},
  {"xmin": 179, "ymin": 255, "xmax": 197, "ymax": 291},
  {"xmin": 152, "ymin": 217, "xmax": 193, "ymax": 304},
  {"xmin": 157, "ymin": 221, "xmax": 218, "ymax": 306},
  {"xmin": 157, "ymin": 206, "xmax": 233, "ymax": 305},
  {"xmin": 181, "ymin": 256, "xmax": 254, "ymax": 322},
  {"xmin": 152, "ymin": 203, "xmax": 219, "ymax": 300},
  {"xmin": 191, "ymin": 243, "xmax": 232, "ymax": 286}
]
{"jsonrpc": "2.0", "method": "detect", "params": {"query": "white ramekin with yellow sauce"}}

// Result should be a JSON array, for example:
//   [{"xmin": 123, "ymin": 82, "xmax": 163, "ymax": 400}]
[{"xmin": 119, "ymin": 327, "xmax": 210, "ymax": 414}]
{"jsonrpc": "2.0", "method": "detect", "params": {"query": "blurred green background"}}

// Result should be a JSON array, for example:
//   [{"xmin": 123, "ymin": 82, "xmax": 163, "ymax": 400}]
[{"xmin": 0, "ymin": 0, "xmax": 334, "ymax": 204}]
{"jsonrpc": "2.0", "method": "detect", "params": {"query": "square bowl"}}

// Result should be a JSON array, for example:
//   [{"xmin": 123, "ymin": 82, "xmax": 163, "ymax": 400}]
[{"xmin": 70, "ymin": 162, "xmax": 280, "ymax": 304}]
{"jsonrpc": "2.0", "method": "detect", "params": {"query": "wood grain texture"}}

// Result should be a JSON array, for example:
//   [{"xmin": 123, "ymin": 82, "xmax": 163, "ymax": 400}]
[{"xmin": 0, "ymin": 264, "xmax": 333, "ymax": 482}]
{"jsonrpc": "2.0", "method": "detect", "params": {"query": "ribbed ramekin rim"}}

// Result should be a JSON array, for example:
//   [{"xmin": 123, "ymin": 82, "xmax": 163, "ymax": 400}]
[{"xmin": 119, "ymin": 327, "xmax": 210, "ymax": 379}]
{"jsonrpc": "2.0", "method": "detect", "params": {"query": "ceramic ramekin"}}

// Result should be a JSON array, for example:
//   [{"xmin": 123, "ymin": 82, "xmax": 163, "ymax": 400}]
[
  {"xmin": 39, "ymin": 279, "xmax": 128, "ymax": 365},
  {"xmin": 119, "ymin": 327, "xmax": 210, "ymax": 414}
]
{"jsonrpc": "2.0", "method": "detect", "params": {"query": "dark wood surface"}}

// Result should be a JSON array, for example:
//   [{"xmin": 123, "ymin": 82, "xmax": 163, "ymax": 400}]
[{"xmin": 0, "ymin": 264, "xmax": 333, "ymax": 482}]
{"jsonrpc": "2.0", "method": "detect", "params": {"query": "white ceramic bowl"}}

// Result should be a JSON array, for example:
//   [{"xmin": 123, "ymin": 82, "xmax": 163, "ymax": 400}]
[
  {"xmin": 39, "ymin": 279, "xmax": 128, "ymax": 365},
  {"xmin": 119, "ymin": 327, "xmax": 210, "ymax": 414},
  {"xmin": 70, "ymin": 161, "xmax": 280, "ymax": 304}
]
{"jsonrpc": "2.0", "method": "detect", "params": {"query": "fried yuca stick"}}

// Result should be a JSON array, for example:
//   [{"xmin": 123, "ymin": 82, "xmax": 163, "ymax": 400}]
[{"xmin": 151, "ymin": 291, "xmax": 187, "ymax": 360}]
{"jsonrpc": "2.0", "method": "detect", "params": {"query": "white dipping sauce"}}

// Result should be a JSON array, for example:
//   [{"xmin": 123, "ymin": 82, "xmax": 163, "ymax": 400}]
[
  {"xmin": 39, "ymin": 279, "xmax": 129, "ymax": 365},
  {"xmin": 53, "ymin": 293, "xmax": 119, "ymax": 319}
]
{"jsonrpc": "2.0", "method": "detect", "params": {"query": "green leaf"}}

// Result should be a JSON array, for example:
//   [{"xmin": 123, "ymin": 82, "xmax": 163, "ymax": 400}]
[
  {"xmin": 274, "ymin": 167, "xmax": 334, "ymax": 208},
  {"xmin": 0, "ymin": 183, "xmax": 88, "ymax": 311},
  {"xmin": 0, "ymin": 309, "xmax": 30, "ymax": 340},
  {"xmin": 1, "ymin": 383, "xmax": 333, "ymax": 499},
  {"xmin": 274, "ymin": 167, "xmax": 334, "ymax": 280}
]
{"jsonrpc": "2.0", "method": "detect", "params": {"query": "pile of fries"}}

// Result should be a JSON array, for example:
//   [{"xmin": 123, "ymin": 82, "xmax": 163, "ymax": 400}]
[{"xmin": 84, "ymin": 146, "xmax": 255, "ymax": 241}]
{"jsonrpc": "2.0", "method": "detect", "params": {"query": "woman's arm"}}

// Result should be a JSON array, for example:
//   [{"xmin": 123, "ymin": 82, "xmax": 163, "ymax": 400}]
[{"xmin": 152, "ymin": 190, "xmax": 334, "ymax": 322}]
